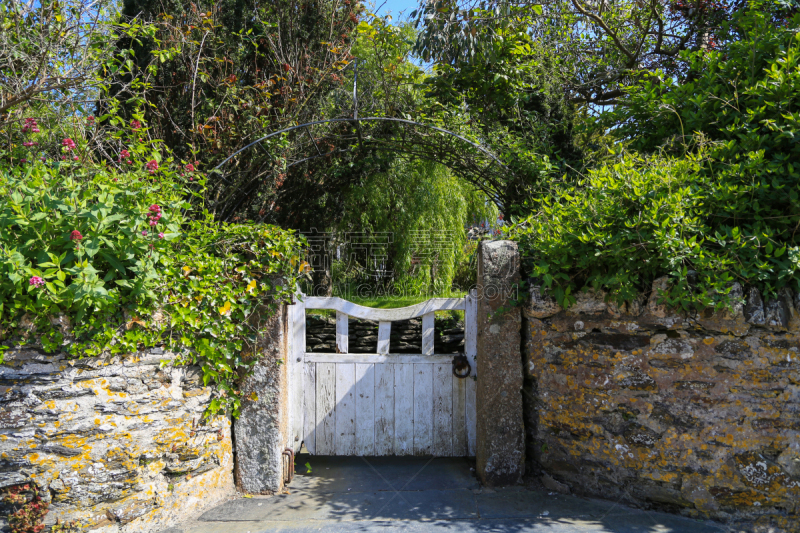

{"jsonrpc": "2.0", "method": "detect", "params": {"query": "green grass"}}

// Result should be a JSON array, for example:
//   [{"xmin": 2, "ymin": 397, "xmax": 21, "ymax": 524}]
[{"xmin": 305, "ymin": 290, "xmax": 467, "ymax": 321}]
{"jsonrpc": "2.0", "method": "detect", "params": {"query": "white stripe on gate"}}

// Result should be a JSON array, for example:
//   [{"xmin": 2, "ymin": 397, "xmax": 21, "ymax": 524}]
[
  {"xmin": 316, "ymin": 362, "xmax": 336, "ymax": 454},
  {"xmin": 394, "ymin": 363, "xmax": 414, "ymax": 455}
]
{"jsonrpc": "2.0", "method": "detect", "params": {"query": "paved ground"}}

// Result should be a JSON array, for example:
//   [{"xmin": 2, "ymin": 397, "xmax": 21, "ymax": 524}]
[{"xmin": 160, "ymin": 455, "xmax": 727, "ymax": 533}]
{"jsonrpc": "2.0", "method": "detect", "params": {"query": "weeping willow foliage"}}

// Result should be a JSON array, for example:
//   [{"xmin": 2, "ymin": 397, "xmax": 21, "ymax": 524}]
[{"xmin": 336, "ymin": 159, "xmax": 496, "ymax": 295}]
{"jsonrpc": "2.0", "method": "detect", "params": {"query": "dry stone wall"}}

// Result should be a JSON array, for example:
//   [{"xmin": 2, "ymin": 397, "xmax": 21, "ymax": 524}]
[
  {"xmin": 0, "ymin": 346, "xmax": 234, "ymax": 532},
  {"xmin": 523, "ymin": 279, "xmax": 800, "ymax": 531}
]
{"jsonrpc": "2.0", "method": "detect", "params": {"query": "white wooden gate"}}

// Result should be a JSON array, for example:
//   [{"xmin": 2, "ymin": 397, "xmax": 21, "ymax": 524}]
[{"xmin": 286, "ymin": 291, "xmax": 477, "ymax": 456}]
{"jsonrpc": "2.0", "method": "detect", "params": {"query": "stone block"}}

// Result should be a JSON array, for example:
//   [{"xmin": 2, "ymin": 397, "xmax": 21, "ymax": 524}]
[
  {"xmin": 233, "ymin": 310, "xmax": 287, "ymax": 495},
  {"xmin": 476, "ymin": 240, "xmax": 525, "ymax": 487},
  {"xmin": 744, "ymin": 287, "xmax": 766, "ymax": 325},
  {"xmin": 524, "ymin": 284, "xmax": 562, "ymax": 318}
]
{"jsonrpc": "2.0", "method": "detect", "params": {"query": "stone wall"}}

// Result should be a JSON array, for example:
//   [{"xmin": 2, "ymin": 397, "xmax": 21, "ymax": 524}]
[
  {"xmin": 0, "ymin": 346, "xmax": 234, "ymax": 532},
  {"xmin": 306, "ymin": 315, "xmax": 465, "ymax": 354},
  {"xmin": 523, "ymin": 279, "xmax": 800, "ymax": 531}
]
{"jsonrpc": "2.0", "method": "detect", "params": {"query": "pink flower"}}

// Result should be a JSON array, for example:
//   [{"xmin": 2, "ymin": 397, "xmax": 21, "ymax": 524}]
[
  {"xmin": 131, "ymin": 120, "xmax": 142, "ymax": 130},
  {"xmin": 22, "ymin": 142, "xmax": 37, "ymax": 147},
  {"xmin": 119, "ymin": 149, "xmax": 130, "ymax": 161},
  {"xmin": 87, "ymin": 115, "xmax": 95, "ymax": 122},
  {"xmin": 145, "ymin": 160, "xmax": 158, "ymax": 174},
  {"xmin": 149, "ymin": 220, "xmax": 158, "ymax": 226},
  {"xmin": 141, "ymin": 230, "xmax": 148, "ymax": 236},
  {"xmin": 189, "ymin": 177, "xmax": 193, "ymax": 181},
  {"xmin": 20, "ymin": 159, "xmax": 27, "ymax": 163},
  {"xmin": 73, "ymin": 156, "xmax": 79, "ymax": 161},
  {"xmin": 62, "ymin": 138, "xmax": 76, "ymax": 151},
  {"xmin": 158, "ymin": 232, "xmax": 165, "ymax": 239},
  {"xmin": 149, "ymin": 204, "xmax": 161, "ymax": 213},
  {"xmin": 185, "ymin": 163, "xmax": 195, "ymax": 172},
  {"xmin": 70, "ymin": 230, "xmax": 83, "ymax": 241},
  {"xmin": 22, "ymin": 118, "xmax": 39, "ymax": 133},
  {"xmin": 29, "ymin": 276, "xmax": 45, "ymax": 288}
]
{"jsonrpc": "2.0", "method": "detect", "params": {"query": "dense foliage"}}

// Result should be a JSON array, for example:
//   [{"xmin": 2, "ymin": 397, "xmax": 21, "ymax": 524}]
[
  {"xmin": 0, "ymin": 124, "xmax": 306, "ymax": 415},
  {"xmin": 108, "ymin": 0, "xmax": 364, "ymax": 221},
  {"xmin": 330, "ymin": 159, "xmax": 496, "ymax": 296},
  {"xmin": 3, "ymin": 0, "xmax": 799, "ymax": 411},
  {"xmin": 509, "ymin": 8, "xmax": 800, "ymax": 308}
]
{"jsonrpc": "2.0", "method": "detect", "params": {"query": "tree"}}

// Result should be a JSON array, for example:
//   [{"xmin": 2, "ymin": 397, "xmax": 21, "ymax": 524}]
[
  {"xmin": 106, "ymin": 0, "xmax": 364, "ymax": 218},
  {"xmin": 332, "ymin": 159, "xmax": 497, "ymax": 295},
  {"xmin": 412, "ymin": 0, "xmax": 796, "ymax": 108},
  {"xmin": 0, "ymin": 0, "xmax": 120, "ymax": 115}
]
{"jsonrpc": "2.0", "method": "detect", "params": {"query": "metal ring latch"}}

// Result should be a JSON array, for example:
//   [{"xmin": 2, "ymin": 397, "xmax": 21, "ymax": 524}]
[
  {"xmin": 452, "ymin": 354, "xmax": 471, "ymax": 379},
  {"xmin": 282, "ymin": 448, "xmax": 295, "ymax": 484}
]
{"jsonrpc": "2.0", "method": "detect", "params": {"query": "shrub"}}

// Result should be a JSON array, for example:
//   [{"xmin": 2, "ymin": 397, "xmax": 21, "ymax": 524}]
[
  {"xmin": 508, "ymin": 146, "xmax": 800, "ymax": 310},
  {"xmin": 509, "ymin": 9, "xmax": 800, "ymax": 310},
  {"xmin": 0, "ymin": 125, "xmax": 307, "ymax": 415},
  {"xmin": 0, "ymin": 132, "xmax": 188, "ymax": 344}
]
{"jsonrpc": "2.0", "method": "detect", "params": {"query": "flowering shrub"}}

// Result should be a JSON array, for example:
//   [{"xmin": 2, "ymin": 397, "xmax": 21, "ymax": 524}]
[
  {"xmin": 0, "ymin": 155, "xmax": 185, "ymax": 344},
  {"xmin": 0, "ymin": 125, "xmax": 307, "ymax": 416}
]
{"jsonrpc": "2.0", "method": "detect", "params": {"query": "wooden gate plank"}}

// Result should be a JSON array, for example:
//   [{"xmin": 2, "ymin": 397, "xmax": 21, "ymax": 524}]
[
  {"xmin": 336, "ymin": 312, "xmax": 349, "ymax": 354},
  {"xmin": 394, "ymin": 363, "xmax": 414, "ymax": 456},
  {"xmin": 374, "ymin": 364, "xmax": 394, "ymax": 456},
  {"xmin": 303, "ymin": 363, "xmax": 316, "ymax": 454},
  {"xmin": 316, "ymin": 362, "xmax": 336, "ymax": 455},
  {"xmin": 465, "ymin": 289, "xmax": 478, "ymax": 456},
  {"xmin": 305, "ymin": 353, "xmax": 452, "ymax": 364},
  {"xmin": 433, "ymin": 362, "xmax": 453, "ymax": 456},
  {"xmin": 422, "ymin": 312, "xmax": 435, "ymax": 355},
  {"xmin": 452, "ymin": 374, "xmax": 467, "ymax": 456},
  {"xmin": 377, "ymin": 322, "xmax": 391, "ymax": 354},
  {"xmin": 413, "ymin": 364, "xmax": 433, "ymax": 455},
  {"xmin": 335, "ymin": 363, "xmax": 356, "ymax": 455},
  {"xmin": 289, "ymin": 296, "xmax": 306, "ymax": 450},
  {"xmin": 355, "ymin": 363, "xmax": 375, "ymax": 456}
]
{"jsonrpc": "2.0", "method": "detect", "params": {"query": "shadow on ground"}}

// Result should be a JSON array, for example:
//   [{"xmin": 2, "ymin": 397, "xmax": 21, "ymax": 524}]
[{"xmin": 160, "ymin": 455, "xmax": 728, "ymax": 533}]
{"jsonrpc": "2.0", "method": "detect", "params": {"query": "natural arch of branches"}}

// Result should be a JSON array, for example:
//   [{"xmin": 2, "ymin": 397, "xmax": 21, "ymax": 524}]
[{"xmin": 206, "ymin": 116, "xmax": 514, "ymax": 225}]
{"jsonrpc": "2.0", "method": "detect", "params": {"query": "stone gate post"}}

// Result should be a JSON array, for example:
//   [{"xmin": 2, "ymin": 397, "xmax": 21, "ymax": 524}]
[{"xmin": 476, "ymin": 240, "xmax": 525, "ymax": 486}]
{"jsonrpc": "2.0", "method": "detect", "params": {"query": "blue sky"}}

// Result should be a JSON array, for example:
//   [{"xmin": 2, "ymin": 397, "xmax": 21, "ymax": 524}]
[{"xmin": 372, "ymin": 0, "xmax": 420, "ymax": 20}]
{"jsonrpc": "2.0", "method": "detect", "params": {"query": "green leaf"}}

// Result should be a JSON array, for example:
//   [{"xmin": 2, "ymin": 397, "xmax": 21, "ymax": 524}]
[{"xmin": 100, "ymin": 252, "xmax": 127, "ymax": 274}]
